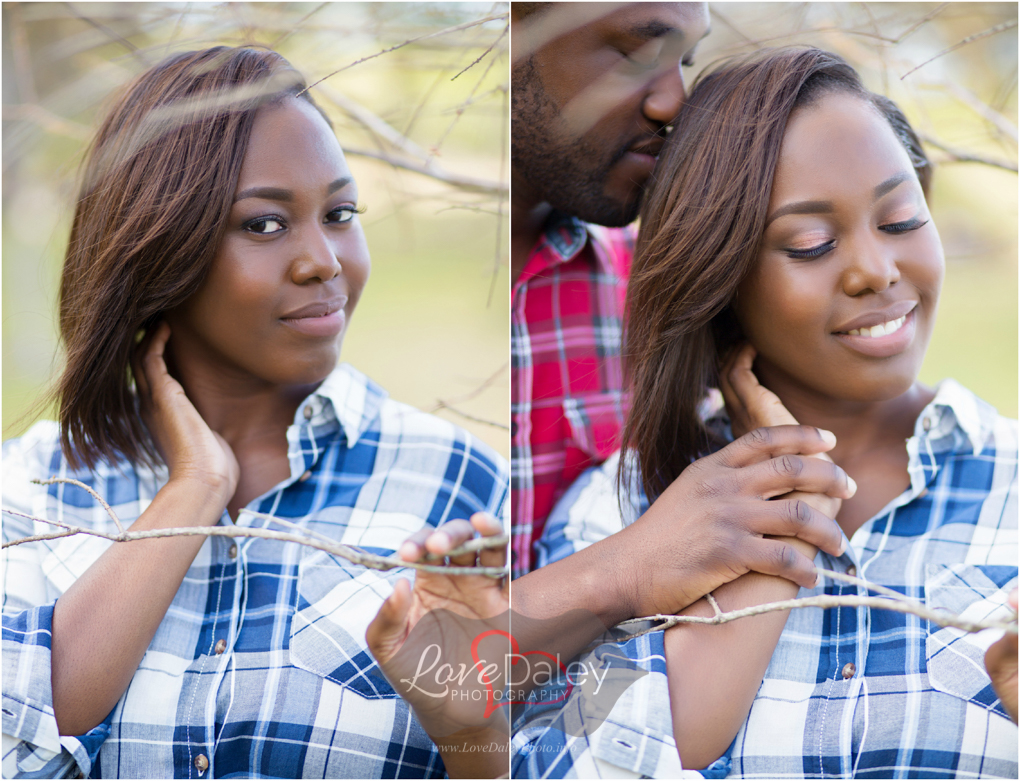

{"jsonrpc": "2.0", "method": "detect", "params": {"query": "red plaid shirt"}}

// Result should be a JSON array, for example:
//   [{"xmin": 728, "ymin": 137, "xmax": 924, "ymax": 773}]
[{"xmin": 510, "ymin": 212, "xmax": 634, "ymax": 578}]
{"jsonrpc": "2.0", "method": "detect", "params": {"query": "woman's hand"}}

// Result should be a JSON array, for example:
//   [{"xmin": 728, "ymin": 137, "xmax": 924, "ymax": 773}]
[
  {"xmin": 985, "ymin": 588, "xmax": 1018, "ymax": 724},
  {"xmin": 135, "ymin": 322, "xmax": 239, "ymax": 508},
  {"xmin": 366, "ymin": 513, "xmax": 509, "ymax": 777}
]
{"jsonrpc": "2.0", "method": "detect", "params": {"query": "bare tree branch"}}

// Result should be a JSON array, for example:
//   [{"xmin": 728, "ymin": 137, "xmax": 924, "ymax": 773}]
[
  {"xmin": 3, "ymin": 476, "xmax": 509, "ymax": 579},
  {"xmin": 919, "ymin": 132, "xmax": 1018, "ymax": 172},
  {"xmin": 299, "ymin": 12, "xmax": 508, "ymax": 95},
  {"xmin": 616, "ymin": 567, "xmax": 1018, "ymax": 643},
  {"xmin": 901, "ymin": 19, "xmax": 1019, "ymax": 80}
]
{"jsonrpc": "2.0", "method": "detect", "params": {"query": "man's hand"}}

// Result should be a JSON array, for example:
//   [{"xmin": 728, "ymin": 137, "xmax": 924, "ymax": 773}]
[
  {"xmin": 985, "ymin": 588, "xmax": 1018, "ymax": 724},
  {"xmin": 719, "ymin": 343, "xmax": 845, "ymax": 537},
  {"xmin": 366, "ymin": 513, "xmax": 509, "ymax": 777}
]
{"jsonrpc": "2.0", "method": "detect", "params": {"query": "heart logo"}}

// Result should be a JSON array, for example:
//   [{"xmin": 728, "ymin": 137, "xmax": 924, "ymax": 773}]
[{"xmin": 470, "ymin": 629, "xmax": 574, "ymax": 718}]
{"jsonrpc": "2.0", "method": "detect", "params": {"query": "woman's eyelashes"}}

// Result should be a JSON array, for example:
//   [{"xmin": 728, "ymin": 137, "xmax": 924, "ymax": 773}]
[
  {"xmin": 782, "ymin": 214, "xmax": 929, "ymax": 259},
  {"xmin": 879, "ymin": 216, "xmax": 929, "ymax": 234},
  {"xmin": 241, "ymin": 205, "xmax": 363, "ymax": 235}
]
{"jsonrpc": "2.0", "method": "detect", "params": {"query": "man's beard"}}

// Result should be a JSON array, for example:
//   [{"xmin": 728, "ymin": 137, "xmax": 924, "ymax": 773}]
[{"xmin": 511, "ymin": 58, "xmax": 641, "ymax": 228}]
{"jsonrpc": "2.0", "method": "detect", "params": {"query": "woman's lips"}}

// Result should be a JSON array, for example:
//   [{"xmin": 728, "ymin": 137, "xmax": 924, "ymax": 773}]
[
  {"xmin": 833, "ymin": 307, "xmax": 917, "ymax": 358},
  {"xmin": 280, "ymin": 309, "xmax": 346, "ymax": 337}
]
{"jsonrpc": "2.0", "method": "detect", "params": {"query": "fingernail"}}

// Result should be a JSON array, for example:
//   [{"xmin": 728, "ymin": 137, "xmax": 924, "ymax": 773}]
[
  {"xmin": 837, "ymin": 536, "xmax": 848, "ymax": 556},
  {"xmin": 819, "ymin": 429, "xmax": 837, "ymax": 446},
  {"xmin": 846, "ymin": 475, "xmax": 858, "ymax": 497},
  {"xmin": 813, "ymin": 571, "xmax": 822, "ymax": 589}
]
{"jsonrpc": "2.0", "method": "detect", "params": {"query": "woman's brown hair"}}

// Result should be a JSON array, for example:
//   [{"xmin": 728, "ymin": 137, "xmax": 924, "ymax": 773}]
[
  {"xmin": 622, "ymin": 47, "xmax": 931, "ymax": 502},
  {"xmin": 56, "ymin": 46, "xmax": 327, "ymax": 470}
]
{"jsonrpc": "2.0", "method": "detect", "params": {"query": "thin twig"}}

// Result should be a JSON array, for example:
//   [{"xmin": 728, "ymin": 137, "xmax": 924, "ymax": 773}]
[
  {"xmin": 3, "ymin": 508, "xmax": 508, "ymax": 579},
  {"xmin": 432, "ymin": 402, "xmax": 510, "ymax": 430},
  {"xmin": 342, "ymin": 145, "xmax": 507, "ymax": 195},
  {"xmin": 918, "ymin": 133, "xmax": 1018, "ymax": 172},
  {"xmin": 33, "ymin": 477, "xmax": 124, "ymax": 535},
  {"xmin": 615, "ymin": 566, "xmax": 1018, "ymax": 643},
  {"xmin": 299, "ymin": 12, "xmax": 507, "ymax": 95},
  {"xmin": 429, "ymin": 363, "xmax": 508, "ymax": 410},
  {"xmin": 451, "ymin": 23, "xmax": 507, "ymax": 82},
  {"xmin": 901, "ymin": 19, "xmax": 1019, "ymax": 80}
]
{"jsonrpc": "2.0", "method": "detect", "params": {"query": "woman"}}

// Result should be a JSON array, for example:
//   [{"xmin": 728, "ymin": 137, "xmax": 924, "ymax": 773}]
[
  {"xmin": 512, "ymin": 48, "xmax": 1017, "ymax": 779},
  {"xmin": 2, "ymin": 47, "xmax": 509, "ymax": 778}
]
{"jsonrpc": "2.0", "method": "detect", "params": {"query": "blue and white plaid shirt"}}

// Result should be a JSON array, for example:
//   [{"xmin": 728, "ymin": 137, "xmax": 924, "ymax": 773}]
[
  {"xmin": 3, "ymin": 364, "xmax": 509, "ymax": 779},
  {"xmin": 512, "ymin": 380, "xmax": 1017, "ymax": 779}
]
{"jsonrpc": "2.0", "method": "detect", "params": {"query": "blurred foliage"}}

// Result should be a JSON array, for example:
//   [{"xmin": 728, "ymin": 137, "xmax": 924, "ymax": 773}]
[
  {"xmin": 2, "ymin": 1, "xmax": 510, "ymax": 457},
  {"xmin": 690, "ymin": 2, "xmax": 1017, "ymax": 415}
]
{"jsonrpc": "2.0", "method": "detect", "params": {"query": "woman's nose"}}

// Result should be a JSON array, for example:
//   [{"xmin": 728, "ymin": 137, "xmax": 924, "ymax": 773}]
[
  {"xmin": 291, "ymin": 225, "xmax": 341, "ymax": 284},
  {"xmin": 842, "ymin": 231, "xmax": 901, "ymax": 296},
  {"xmin": 643, "ymin": 65, "xmax": 686, "ymax": 126}
]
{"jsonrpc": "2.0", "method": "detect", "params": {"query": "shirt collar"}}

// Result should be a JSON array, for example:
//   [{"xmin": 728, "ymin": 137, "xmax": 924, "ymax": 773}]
[
  {"xmin": 294, "ymin": 363, "xmax": 387, "ymax": 450},
  {"xmin": 914, "ymin": 377, "xmax": 996, "ymax": 456},
  {"xmin": 519, "ymin": 211, "xmax": 617, "ymax": 283}
]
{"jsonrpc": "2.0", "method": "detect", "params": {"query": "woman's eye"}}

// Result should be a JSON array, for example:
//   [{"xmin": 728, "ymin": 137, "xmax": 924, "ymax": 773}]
[
  {"xmin": 785, "ymin": 239, "xmax": 836, "ymax": 260},
  {"xmin": 880, "ymin": 216, "xmax": 929, "ymax": 234},
  {"xmin": 326, "ymin": 206, "xmax": 360, "ymax": 224},
  {"xmin": 244, "ymin": 217, "xmax": 285, "ymax": 234}
]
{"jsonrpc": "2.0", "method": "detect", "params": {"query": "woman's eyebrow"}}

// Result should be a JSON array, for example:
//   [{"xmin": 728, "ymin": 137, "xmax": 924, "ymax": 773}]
[
  {"xmin": 874, "ymin": 171, "xmax": 911, "ymax": 199},
  {"xmin": 765, "ymin": 172, "xmax": 915, "ymax": 226},
  {"xmin": 233, "ymin": 177, "xmax": 352, "ymax": 204},
  {"xmin": 765, "ymin": 199, "xmax": 832, "ymax": 227}
]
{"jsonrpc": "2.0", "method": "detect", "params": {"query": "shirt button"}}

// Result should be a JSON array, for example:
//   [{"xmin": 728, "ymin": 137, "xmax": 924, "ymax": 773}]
[
  {"xmin": 299, "ymin": 470, "xmax": 312, "ymax": 482},
  {"xmin": 922, "ymin": 415, "xmax": 933, "ymax": 431},
  {"xmin": 303, "ymin": 406, "xmax": 314, "ymax": 420},
  {"xmin": 194, "ymin": 754, "xmax": 209, "ymax": 774},
  {"xmin": 228, "ymin": 544, "xmax": 238, "ymax": 559},
  {"xmin": 842, "ymin": 662, "xmax": 856, "ymax": 679},
  {"xmin": 846, "ymin": 565, "xmax": 856, "ymax": 577},
  {"xmin": 214, "ymin": 639, "xmax": 227, "ymax": 655}
]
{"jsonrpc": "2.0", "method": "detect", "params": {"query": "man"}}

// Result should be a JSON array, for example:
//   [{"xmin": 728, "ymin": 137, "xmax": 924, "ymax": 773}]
[
  {"xmin": 511, "ymin": 1, "xmax": 848, "ymax": 609},
  {"xmin": 511, "ymin": 1, "xmax": 710, "ymax": 577}
]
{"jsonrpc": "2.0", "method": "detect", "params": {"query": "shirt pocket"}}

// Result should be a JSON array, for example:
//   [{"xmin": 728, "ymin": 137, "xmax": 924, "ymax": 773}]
[
  {"xmin": 289, "ymin": 548, "xmax": 401, "ymax": 699},
  {"xmin": 924, "ymin": 563, "xmax": 1017, "ymax": 713},
  {"xmin": 562, "ymin": 391, "xmax": 626, "ymax": 462}
]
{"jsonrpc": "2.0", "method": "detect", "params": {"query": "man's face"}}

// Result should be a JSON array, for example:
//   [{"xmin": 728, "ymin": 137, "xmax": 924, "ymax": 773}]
[{"xmin": 512, "ymin": 2, "xmax": 710, "ymax": 226}]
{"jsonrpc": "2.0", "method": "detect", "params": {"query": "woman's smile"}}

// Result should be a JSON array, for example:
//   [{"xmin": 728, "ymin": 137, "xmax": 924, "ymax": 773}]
[{"xmin": 831, "ymin": 301, "xmax": 917, "ymax": 358}]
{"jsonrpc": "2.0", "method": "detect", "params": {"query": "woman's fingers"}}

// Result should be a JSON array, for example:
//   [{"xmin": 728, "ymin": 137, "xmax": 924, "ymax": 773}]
[
  {"xmin": 728, "ymin": 344, "xmax": 799, "ymax": 429},
  {"xmin": 366, "ymin": 577, "xmax": 413, "ymax": 665},
  {"xmin": 471, "ymin": 513, "xmax": 506, "ymax": 570}
]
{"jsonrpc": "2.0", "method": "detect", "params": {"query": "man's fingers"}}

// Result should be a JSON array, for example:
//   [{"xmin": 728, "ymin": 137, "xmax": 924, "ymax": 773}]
[
  {"xmin": 746, "ymin": 453, "xmax": 856, "ymax": 501},
  {"xmin": 741, "ymin": 537, "xmax": 820, "ymax": 591},
  {"xmin": 757, "ymin": 498, "xmax": 847, "ymax": 558},
  {"xmin": 714, "ymin": 425, "xmax": 837, "ymax": 469}
]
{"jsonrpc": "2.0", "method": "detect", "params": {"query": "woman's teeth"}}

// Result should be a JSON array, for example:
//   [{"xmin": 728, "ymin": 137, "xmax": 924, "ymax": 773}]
[{"xmin": 847, "ymin": 314, "xmax": 907, "ymax": 338}]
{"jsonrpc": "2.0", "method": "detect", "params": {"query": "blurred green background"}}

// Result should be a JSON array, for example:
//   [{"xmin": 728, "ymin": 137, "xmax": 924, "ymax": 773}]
[
  {"xmin": 2, "ymin": 2, "xmax": 510, "ymax": 457},
  {"xmin": 690, "ymin": 2, "xmax": 1017, "ymax": 416}
]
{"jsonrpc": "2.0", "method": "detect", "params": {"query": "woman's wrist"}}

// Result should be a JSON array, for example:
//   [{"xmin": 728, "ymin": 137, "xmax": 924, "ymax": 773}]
[{"xmin": 149, "ymin": 476, "xmax": 231, "ymax": 527}]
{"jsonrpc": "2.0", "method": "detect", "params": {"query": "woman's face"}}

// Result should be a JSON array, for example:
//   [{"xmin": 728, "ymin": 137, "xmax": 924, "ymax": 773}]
[
  {"xmin": 166, "ymin": 96, "xmax": 370, "ymax": 389},
  {"xmin": 733, "ymin": 91, "xmax": 944, "ymax": 406}
]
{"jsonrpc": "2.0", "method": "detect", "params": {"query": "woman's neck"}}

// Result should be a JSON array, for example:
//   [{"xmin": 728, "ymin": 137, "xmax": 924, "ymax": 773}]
[{"xmin": 166, "ymin": 349, "xmax": 313, "ymax": 444}]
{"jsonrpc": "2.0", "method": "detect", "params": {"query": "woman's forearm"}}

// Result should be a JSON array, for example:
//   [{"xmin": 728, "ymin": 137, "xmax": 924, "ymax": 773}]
[
  {"xmin": 665, "ymin": 536, "xmax": 815, "ymax": 770},
  {"xmin": 50, "ymin": 478, "xmax": 228, "ymax": 736}
]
